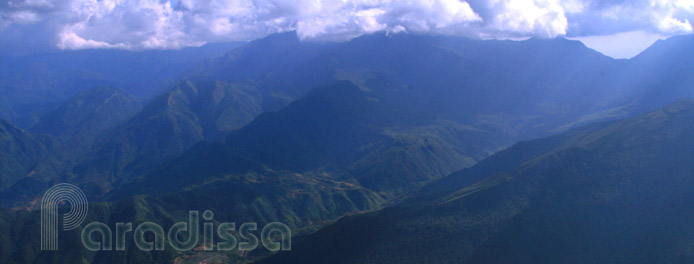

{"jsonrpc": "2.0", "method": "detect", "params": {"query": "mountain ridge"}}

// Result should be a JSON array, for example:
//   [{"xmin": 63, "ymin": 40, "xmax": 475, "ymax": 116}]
[{"xmin": 260, "ymin": 99, "xmax": 694, "ymax": 263}]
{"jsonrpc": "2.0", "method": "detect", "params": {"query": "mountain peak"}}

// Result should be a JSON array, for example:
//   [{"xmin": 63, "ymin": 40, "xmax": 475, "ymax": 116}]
[
  {"xmin": 633, "ymin": 33, "xmax": 694, "ymax": 61},
  {"xmin": 30, "ymin": 85, "xmax": 141, "ymax": 139}
]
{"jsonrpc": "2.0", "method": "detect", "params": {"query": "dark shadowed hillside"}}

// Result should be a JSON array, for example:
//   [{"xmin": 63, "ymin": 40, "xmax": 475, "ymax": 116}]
[
  {"xmin": 68, "ymin": 80, "xmax": 265, "ymax": 192},
  {"xmin": 0, "ymin": 120, "xmax": 64, "ymax": 194},
  {"xmin": 113, "ymin": 80, "xmax": 507, "ymax": 200},
  {"xmin": 622, "ymin": 34, "xmax": 694, "ymax": 111},
  {"xmin": 261, "ymin": 100, "xmax": 694, "ymax": 264}
]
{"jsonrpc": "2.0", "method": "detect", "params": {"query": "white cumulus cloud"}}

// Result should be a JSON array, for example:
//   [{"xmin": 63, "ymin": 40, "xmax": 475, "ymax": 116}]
[{"xmin": 0, "ymin": 0, "xmax": 692, "ymax": 52}]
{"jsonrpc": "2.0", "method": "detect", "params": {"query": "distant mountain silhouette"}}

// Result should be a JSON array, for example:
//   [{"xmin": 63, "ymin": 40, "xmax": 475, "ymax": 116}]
[{"xmin": 0, "ymin": 41, "xmax": 245, "ymax": 128}]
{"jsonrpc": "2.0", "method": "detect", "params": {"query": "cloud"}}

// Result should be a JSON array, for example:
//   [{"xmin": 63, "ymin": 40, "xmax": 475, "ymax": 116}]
[
  {"xmin": 0, "ymin": 0, "xmax": 692, "ymax": 52},
  {"xmin": 464, "ymin": 0, "xmax": 569, "ymax": 38},
  {"xmin": 294, "ymin": 0, "xmax": 482, "ymax": 40},
  {"xmin": 564, "ymin": 0, "xmax": 694, "ymax": 36}
]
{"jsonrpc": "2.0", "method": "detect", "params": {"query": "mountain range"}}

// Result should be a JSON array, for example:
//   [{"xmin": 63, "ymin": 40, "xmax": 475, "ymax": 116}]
[
  {"xmin": 261, "ymin": 99, "xmax": 694, "ymax": 263},
  {"xmin": 0, "ymin": 41, "xmax": 244, "ymax": 128},
  {"xmin": 0, "ymin": 31, "xmax": 693, "ymax": 263}
]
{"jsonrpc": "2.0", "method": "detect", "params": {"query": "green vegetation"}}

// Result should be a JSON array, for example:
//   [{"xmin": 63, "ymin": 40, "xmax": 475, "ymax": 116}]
[
  {"xmin": 0, "ymin": 120, "xmax": 64, "ymax": 194},
  {"xmin": 2, "ymin": 32, "xmax": 694, "ymax": 264},
  {"xmin": 261, "ymin": 100, "xmax": 694, "ymax": 263},
  {"xmin": 69, "ymin": 80, "xmax": 265, "ymax": 189}
]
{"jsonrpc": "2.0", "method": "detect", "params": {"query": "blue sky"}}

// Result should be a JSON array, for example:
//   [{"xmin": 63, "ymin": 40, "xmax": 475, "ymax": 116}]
[
  {"xmin": 571, "ymin": 30, "xmax": 668, "ymax": 59},
  {"xmin": 0, "ymin": 0, "xmax": 692, "ymax": 58}
]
